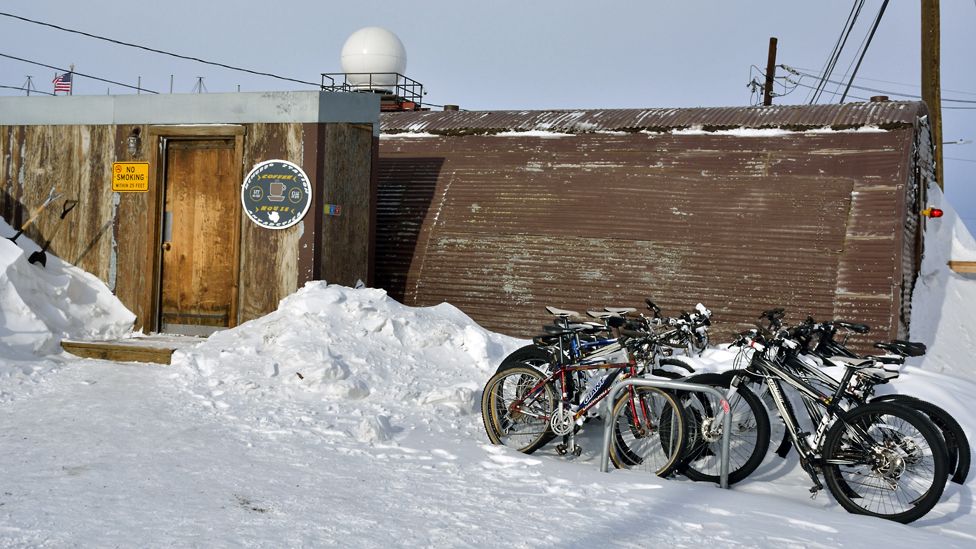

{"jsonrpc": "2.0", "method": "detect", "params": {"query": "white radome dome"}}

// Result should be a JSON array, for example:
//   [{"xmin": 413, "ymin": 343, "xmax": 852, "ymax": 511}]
[{"xmin": 340, "ymin": 27, "xmax": 407, "ymax": 89}]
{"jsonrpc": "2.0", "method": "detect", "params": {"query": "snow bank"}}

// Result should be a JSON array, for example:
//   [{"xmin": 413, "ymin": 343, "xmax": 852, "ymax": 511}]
[
  {"xmin": 0, "ymin": 219, "xmax": 135, "ymax": 359},
  {"xmin": 910, "ymin": 184, "xmax": 976, "ymax": 377},
  {"xmin": 172, "ymin": 282, "xmax": 524, "ymax": 443}
]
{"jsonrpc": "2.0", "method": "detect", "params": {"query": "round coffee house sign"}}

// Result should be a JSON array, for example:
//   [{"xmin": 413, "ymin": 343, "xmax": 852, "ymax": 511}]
[{"xmin": 241, "ymin": 160, "xmax": 312, "ymax": 230}]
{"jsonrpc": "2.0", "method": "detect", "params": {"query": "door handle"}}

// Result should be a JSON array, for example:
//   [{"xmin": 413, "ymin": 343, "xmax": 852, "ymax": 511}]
[{"xmin": 162, "ymin": 242, "xmax": 172, "ymax": 251}]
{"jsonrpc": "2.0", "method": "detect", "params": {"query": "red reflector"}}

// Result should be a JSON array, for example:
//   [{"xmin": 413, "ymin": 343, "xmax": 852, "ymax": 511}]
[{"xmin": 930, "ymin": 208, "xmax": 944, "ymax": 218}]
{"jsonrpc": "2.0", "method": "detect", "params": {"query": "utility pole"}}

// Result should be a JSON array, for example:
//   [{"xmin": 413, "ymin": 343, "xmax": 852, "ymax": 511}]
[
  {"xmin": 922, "ymin": 0, "xmax": 943, "ymax": 189},
  {"xmin": 763, "ymin": 37, "xmax": 778, "ymax": 106}
]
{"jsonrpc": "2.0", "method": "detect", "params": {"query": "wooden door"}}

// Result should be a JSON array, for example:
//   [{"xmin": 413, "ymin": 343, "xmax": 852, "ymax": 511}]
[{"xmin": 160, "ymin": 138, "xmax": 240, "ymax": 334}]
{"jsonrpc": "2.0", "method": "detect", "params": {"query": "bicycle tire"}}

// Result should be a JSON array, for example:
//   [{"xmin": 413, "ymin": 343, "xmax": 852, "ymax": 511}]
[
  {"xmin": 679, "ymin": 374, "xmax": 771, "ymax": 485},
  {"xmin": 822, "ymin": 401, "xmax": 947, "ymax": 523},
  {"xmin": 609, "ymin": 386, "xmax": 687, "ymax": 477},
  {"xmin": 480, "ymin": 366, "xmax": 557, "ymax": 454},
  {"xmin": 496, "ymin": 345, "xmax": 553, "ymax": 373},
  {"xmin": 871, "ymin": 394, "xmax": 970, "ymax": 484}
]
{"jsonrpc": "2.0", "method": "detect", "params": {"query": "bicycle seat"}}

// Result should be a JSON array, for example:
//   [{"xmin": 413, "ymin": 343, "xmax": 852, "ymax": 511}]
[
  {"xmin": 828, "ymin": 356, "xmax": 875, "ymax": 369},
  {"xmin": 865, "ymin": 354, "xmax": 905, "ymax": 365},
  {"xmin": 545, "ymin": 306, "xmax": 580, "ymax": 318},
  {"xmin": 541, "ymin": 323, "xmax": 601, "ymax": 336},
  {"xmin": 856, "ymin": 367, "xmax": 900, "ymax": 384},
  {"xmin": 833, "ymin": 320, "xmax": 870, "ymax": 334},
  {"xmin": 604, "ymin": 307, "xmax": 637, "ymax": 315},
  {"xmin": 873, "ymin": 340, "xmax": 926, "ymax": 357},
  {"xmin": 587, "ymin": 310, "xmax": 618, "ymax": 319}
]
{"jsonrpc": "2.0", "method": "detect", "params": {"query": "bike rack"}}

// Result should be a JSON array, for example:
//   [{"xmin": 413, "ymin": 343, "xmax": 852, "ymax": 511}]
[{"xmin": 600, "ymin": 378, "xmax": 732, "ymax": 489}]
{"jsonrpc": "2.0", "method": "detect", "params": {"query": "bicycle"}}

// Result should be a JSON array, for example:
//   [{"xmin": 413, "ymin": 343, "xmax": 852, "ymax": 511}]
[
  {"xmin": 480, "ymin": 315, "xmax": 689, "ymax": 477},
  {"xmin": 769, "ymin": 313, "xmax": 971, "ymax": 486},
  {"xmin": 720, "ymin": 324, "xmax": 947, "ymax": 523}
]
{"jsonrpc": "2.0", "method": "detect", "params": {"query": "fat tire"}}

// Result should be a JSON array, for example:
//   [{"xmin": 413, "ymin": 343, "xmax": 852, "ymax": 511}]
[
  {"xmin": 822, "ymin": 402, "xmax": 947, "ymax": 523},
  {"xmin": 609, "ymin": 386, "xmax": 687, "ymax": 477},
  {"xmin": 480, "ymin": 366, "xmax": 557, "ymax": 454},
  {"xmin": 679, "ymin": 374, "xmax": 771, "ymax": 485},
  {"xmin": 871, "ymin": 394, "xmax": 970, "ymax": 484}
]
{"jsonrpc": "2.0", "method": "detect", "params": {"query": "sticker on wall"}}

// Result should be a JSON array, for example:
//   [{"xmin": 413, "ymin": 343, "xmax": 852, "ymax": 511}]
[{"xmin": 241, "ymin": 160, "xmax": 312, "ymax": 230}]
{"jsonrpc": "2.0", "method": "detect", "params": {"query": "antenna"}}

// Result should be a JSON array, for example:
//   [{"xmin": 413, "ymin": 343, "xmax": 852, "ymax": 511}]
[
  {"xmin": 22, "ymin": 75, "xmax": 35, "ymax": 96},
  {"xmin": 191, "ymin": 76, "xmax": 207, "ymax": 94}
]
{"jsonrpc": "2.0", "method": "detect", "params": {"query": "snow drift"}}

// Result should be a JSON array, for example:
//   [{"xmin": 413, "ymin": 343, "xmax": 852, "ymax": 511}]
[
  {"xmin": 171, "ymin": 282, "xmax": 524, "ymax": 443},
  {"xmin": 0, "ymin": 218, "xmax": 135, "ymax": 359},
  {"xmin": 910, "ymin": 185, "xmax": 976, "ymax": 377},
  {"xmin": 0, "ymin": 217, "xmax": 133, "ymax": 402}
]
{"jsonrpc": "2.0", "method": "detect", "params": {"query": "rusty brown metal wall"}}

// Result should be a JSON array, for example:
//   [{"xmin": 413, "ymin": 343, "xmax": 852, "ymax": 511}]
[{"xmin": 377, "ymin": 129, "xmax": 918, "ymax": 346}]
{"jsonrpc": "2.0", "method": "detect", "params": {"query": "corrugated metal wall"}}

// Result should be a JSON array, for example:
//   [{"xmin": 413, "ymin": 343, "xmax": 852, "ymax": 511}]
[{"xmin": 376, "ymin": 129, "xmax": 917, "ymax": 345}]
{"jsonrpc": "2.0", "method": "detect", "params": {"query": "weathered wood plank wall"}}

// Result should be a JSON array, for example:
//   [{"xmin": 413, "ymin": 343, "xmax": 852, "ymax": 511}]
[
  {"xmin": 0, "ymin": 125, "xmax": 116, "ymax": 281},
  {"xmin": 113, "ymin": 124, "xmax": 152, "ymax": 327},
  {"xmin": 321, "ymin": 123, "xmax": 374, "ymax": 287},
  {"xmin": 2, "ymin": 121, "xmax": 374, "ymax": 331},
  {"xmin": 238, "ymin": 123, "xmax": 304, "ymax": 323}
]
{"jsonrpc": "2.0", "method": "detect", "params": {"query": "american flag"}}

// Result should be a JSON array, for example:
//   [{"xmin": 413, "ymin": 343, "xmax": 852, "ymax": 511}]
[{"xmin": 52, "ymin": 72, "xmax": 72, "ymax": 94}]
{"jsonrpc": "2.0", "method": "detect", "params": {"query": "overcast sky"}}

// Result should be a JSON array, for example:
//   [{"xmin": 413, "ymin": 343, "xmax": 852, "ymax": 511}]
[{"xmin": 2, "ymin": 0, "xmax": 974, "ymax": 229}]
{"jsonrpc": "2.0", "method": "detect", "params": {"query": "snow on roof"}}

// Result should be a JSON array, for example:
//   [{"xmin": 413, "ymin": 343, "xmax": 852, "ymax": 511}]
[{"xmin": 381, "ymin": 101, "xmax": 924, "ymax": 136}]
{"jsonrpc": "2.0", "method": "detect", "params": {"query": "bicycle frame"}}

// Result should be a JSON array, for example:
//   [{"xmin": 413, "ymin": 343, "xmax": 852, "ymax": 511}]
[
  {"xmin": 735, "ymin": 342, "xmax": 865, "ymax": 462},
  {"xmin": 511, "ymin": 356, "xmax": 643, "ymax": 425}
]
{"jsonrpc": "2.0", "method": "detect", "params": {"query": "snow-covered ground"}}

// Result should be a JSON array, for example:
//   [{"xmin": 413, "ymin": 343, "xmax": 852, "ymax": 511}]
[{"xmin": 1, "ymin": 186, "xmax": 975, "ymax": 547}]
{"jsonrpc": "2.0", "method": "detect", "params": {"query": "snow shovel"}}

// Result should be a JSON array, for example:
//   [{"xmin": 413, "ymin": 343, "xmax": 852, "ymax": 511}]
[
  {"xmin": 7, "ymin": 185, "xmax": 61, "ymax": 244},
  {"xmin": 28, "ymin": 199, "xmax": 78, "ymax": 267}
]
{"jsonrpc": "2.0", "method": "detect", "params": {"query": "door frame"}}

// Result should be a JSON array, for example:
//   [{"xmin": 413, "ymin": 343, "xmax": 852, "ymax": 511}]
[{"xmin": 145, "ymin": 125, "xmax": 246, "ymax": 333}]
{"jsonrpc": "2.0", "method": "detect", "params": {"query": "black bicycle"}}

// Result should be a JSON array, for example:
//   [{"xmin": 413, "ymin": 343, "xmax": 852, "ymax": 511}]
[
  {"xmin": 756, "ymin": 310, "xmax": 970, "ymax": 487},
  {"xmin": 717, "ymin": 325, "xmax": 947, "ymax": 523}
]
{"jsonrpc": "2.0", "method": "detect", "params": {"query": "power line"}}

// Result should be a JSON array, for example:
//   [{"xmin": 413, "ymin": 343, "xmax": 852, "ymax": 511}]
[
  {"xmin": 840, "ymin": 0, "xmax": 890, "ymax": 103},
  {"xmin": 780, "ymin": 75, "xmax": 875, "ymax": 102},
  {"xmin": 0, "ymin": 83, "xmax": 54, "ymax": 96},
  {"xmin": 0, "ymin": 11, "xmax": 320, "ymax": 88},
  {"xmin": 811, "ymin": 0, "xmax": 866, "ymax": 104},
  {"xmin": 782, "ymin": 65, "xmax": 976, "ymax": 104},
  {"xmin": 0, "ymin": 52, "xmax": 158, "ymax": 93},
  {"xmin": 945, "ymin": 157, "xmax": 976, "ymax": 163},
  {"xmin": 790, "ymin": 66, "xmax": 976, "ymax": 97}
]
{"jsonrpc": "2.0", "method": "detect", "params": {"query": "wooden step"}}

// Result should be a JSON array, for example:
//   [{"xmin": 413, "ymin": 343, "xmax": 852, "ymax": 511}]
[
  {"xmin": 948, "ymin": 261, "xmax": 976, "ymax": 274},
  {"xmin": 61, "ymin": 335, "xmax": 204, "ymax": 365}
]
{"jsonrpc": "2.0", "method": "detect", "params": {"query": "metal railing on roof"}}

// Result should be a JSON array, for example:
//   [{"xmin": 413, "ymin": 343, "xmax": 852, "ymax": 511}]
[{"xmin": 321, "ymin": 72, "xmax": 424, "ymax": 107}]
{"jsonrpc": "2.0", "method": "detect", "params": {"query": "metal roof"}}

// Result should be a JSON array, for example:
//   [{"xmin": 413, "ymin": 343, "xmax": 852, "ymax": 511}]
[{"xmin": 380, "ymin": 101, "xmax": 926, "ymax": 135}]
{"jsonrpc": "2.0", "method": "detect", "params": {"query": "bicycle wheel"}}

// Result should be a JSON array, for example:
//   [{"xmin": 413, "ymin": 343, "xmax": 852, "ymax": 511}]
[
  {"xmin": 609, "ymin": 386, "xmax": 687, "ymax": 477},
  {"xmin": 481, "ymin": 366, "xmax": 557, "ymax": 453},
  {"xmin": 871, "ymin": 394, "xmax": 971, "ymax": 484},
  {"xmin": 496, "ymin": 345, "xmax": 553, "ymax": 374},
  {"xmin": 822, "ymin": 401, "xmax": 948, "ymax": 523},
  {"xmin": 679, "ymin": 374, "xmax": 770, "ymax": 485}
]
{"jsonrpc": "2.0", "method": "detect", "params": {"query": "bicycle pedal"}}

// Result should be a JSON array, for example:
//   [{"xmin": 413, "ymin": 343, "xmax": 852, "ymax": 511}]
[
  {"xmin": 573, "ymin": 446, "xmax": 582, "ymax": 457},
  {"xmin": 808, "ymin": 485, "xmax": 822, "ymax": 499},
  {"xmin": 556, "ymin": 443, "xmax": 568, "ymax": 455}
]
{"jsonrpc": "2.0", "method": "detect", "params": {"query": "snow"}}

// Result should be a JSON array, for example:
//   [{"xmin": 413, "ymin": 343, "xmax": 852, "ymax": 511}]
[
  {"xmin": 0, "ymin": 218, "xmax": 134, "ymax": 401},
  {"xmin": 670, "ymin": 126, "xmax": 888, "ymax": 137},
  {"xmin": 1, "ymin": 185, "xmax": 975, "ymax": 546},
  {"xmin": 381, "ymin": 126, "xmax": 889, "ymax": 140}
]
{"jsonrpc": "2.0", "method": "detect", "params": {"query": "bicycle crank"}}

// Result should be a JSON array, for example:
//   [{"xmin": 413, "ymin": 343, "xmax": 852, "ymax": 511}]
[{"xmin": 550, "ymin": 406, "xmax": 574, "ymax": 436}]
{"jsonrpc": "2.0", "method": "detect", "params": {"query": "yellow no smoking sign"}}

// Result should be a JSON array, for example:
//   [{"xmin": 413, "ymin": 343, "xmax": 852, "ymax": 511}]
[{"xmin": 112, "ymin": 162, "xmax": 150, "ymax": 192}]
